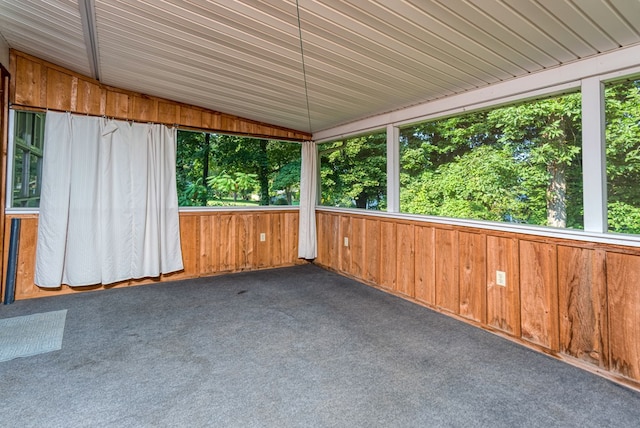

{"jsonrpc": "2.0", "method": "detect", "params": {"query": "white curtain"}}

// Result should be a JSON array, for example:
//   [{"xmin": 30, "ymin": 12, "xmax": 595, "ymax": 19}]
[
  {"xmin": 298, "ymin": 140, "xmax": 317, "ymax": 259},
  {"xmin": 35, "ymin": 112, "xmax": 183, "ymax": 287}
]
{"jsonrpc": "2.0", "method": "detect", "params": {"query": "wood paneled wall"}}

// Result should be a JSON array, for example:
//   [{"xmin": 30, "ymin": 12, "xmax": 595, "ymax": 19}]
[
  {"xmin": 1, "ymin": 210, "xmax": 302, "ymax": 301},
  {"xmin": 315, "ymin": 210, "xmax": 640, "ymax": 390},
  {"xmin": 8, "ymin": 50, "xmax": 310, "ymax": 141}
]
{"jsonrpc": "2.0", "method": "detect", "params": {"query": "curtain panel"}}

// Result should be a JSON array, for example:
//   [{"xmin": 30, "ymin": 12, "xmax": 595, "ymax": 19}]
[
  {"xmin": 35, "ymin": 112, "xmax": 183, "ymax": 287},
  {"xmin": 298, "ymin": 140, "xmax": 317, "ymax": 259}
]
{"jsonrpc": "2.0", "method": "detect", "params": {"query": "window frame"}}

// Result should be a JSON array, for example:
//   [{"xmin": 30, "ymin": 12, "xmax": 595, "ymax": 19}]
[{"xmin": 6, "ymin": 109, "xmax": 45, "ymax": 212}]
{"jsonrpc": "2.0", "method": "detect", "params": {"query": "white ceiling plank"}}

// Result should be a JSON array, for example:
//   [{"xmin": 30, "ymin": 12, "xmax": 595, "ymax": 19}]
[{"xmin": 2, "ymin": 0, "xmax": 640, "ymax": 133}]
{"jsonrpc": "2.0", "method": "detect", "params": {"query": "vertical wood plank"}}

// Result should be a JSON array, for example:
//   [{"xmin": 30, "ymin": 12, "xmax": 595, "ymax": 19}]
[
  {"xmin": 364, "ymin": 218, "xmax": 380, "ymax": 284},
  {"xmin": 256, "ymin": 213, "xmax": 271, "ymax": 268},
  {"xmin": 283, "ymin": 211, "xmax": 299, "ymax": 264},
  {"xmin": 315, "ymin": 212, "xmax": 329, "ymax": 265},
  {"xmin": 558, "ymin": 246, "xmax": 608, "ymax": 368},
  {"xmin": 340, "ymin": 215, "xmax": 351, "ymax": 273},
  {"xmin": 486, "ymin": 235, "xmax": 520, "ymax": 336},
  {"xmin": 180, "ymin": 106, "xmax": 203, "ymax": 128},
  {"xmin": 519, "ymin": 240, "xmax": 559, "ymax": 350},
  {"xmin": 105, "ymin": 91, "xmax": 129, "ymax": 118},
  {"xmin": 76, "ymin": 79, "xmax": 103, "ymax": 115},
  {"xmin": 350, "ymin": 217, "xmax": 365, "ymax": 279},
  {"xmin": 235, "ymin": 213, "xmax": 254, "ymax": 270},
  {"xmin": 202, "ymin": 111, "xmax": 221, "ymax": 130},
  {"xmin": 157, "ymin": 102, "xmax": 178, "ymax": 124},
  {"xmin": 379, "ymin": 221, "xmax": 396, "ymax": 291},
  {"xmin": 459, "ymin": 231, "xmax": 486, "ymax": 323},
  {"xmin": 218, "ymin": 214, "xmax": 235, "ymax": 272},
  {"xmin": 607, "ymin": 252, "xmax": 640, "ymax": 382},
  {"xmin": 414, "ymin": 225, "xmax": 435, "ymax": 305},
  {"xmin": 14, "ymin": 55, "xmax": 42, "ymax": 106},
  {"xmin": 396, "ymin": 223, "xmax": 415, "ymax": 297},
  {"xmin": 199, "ymin": 214, "xmax": 219, "ymax": 275},
  {"xmin": 12, "ymin": 217, "xmax": 39, "ymax": 299},
  {"xmin": 46, "ymin": 68, "xmax": 73, "ymax": 111},
  {"xmin": 270, "ymin": 212, "xmax": 283, "ymax": 266},
  {"xmin": 435, "ymin": 228, "xmax": 459, "ymax": 313},
  {"xmin": 175, "ymin": 215, "xmax": 199, "ymax": 279},
  {"xmin": 131, "ymin": 95, "xmax": 157, "ymax": 122},
  {"xmin": 327, "ymin": 214, "xmax": 341, "ymax": 271}
]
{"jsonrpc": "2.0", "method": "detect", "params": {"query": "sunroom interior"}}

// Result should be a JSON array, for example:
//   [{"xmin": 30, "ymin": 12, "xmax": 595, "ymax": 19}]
[{"xmin": 1, "ymin": 0, "xmax": 640, "ymax": 407}]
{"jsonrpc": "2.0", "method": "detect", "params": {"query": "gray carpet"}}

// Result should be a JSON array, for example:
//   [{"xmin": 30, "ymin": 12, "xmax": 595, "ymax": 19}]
[
  {"xmin": 0, "ymin": 264, "xmax": 639, "ymax": 428},
  {"xmin": 0, "ymin": 309, "xmax": 66, "ymax": 362}
]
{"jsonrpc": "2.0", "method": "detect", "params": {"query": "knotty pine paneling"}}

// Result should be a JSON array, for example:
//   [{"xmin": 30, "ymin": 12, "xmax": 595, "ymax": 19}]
[
  {"xmin": 519, "ymin": 240, "xmax": 559, "ymax": 351},
  {"xmin": 2, "ymin": 210, "xmax": 301, "ymax": 301},
  {"xmin": 379, "ymin": 221, "xmax": 397, "ymax": 291},
  {"xmin": 349, "ymin": 217, "xmax": 365, "ymax": 278},
  {"xmin": 315, "ymin": 212, "xmax": 330, "ymax": 265},
  {"xmin": 459, "ymin": 231, "xmax": 486, "ymax": 323},
  {"xmin": 414, "ymin": 225, "xmax": 435, "ymax": 305},
  {"xmin": 76, "ymin": 79, "xmax": 103, "ymax": 115},
  {"xmin": 235, "ymin": 213, "xmax": 255, "ymax": 270},
  {"xmin": 364, "ymin": 218, "xmax": 380, "ymax": 284},
  {"xmin": 218, "ymin": 214, "xmax": 236, "ymax": 271},
  {"xmin": 12, "ymin": 54, "xmax": 41, "ymax": 106},
  {"xmin": 46, "ymin": 68, "xmax": 73, "ymax": 111},
  {"xmin": 435, "ymin": 228, "xmax": 459, "ymax": 313},
  {"xmin": 283, "ymin": 211, "xmax": 299, "ymax": 265},
  {"xmin": 558, "ymin": 246, "xmax": 608, "ymax": 368},
  {"xmin": 486, "ymin": 235, "xmax": 520, "ymax": 335},
  {"xmin": 199, "ymin": 214, "xmax": 220, "ymax": 274},
  {"xmin": 175, "ymin": 215, "xmax": 200, "ymax": 279},
  {"xmin": 607, "ymin": 252, "xmax": 640, "ymax": 382},
  {"xmin": 340, "ymin": 215, "xmax": 351, "ymax": 273},
  {"xmin": 396, "ymin": 223, "xmax": 415, "ymax": 297},
  {"xmin": 10, "ymin": 50, "xmax": 310, "ymax": 141},
  {"xmin": 326, "ymin": 214, "xmax": 341, "ymax": 271}
]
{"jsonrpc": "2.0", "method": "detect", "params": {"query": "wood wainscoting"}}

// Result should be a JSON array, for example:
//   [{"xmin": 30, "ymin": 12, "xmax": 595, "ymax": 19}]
[
  {"xmin": 315, "ymin": 210, "xmax": 640, "ymax": 390},
  {"xmin": 1, "ymin": 209, "xmax": 302, "ymax": 301}
]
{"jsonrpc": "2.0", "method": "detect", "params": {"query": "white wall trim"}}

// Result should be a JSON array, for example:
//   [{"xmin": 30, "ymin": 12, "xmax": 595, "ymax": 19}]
[
  {"xmin": 386, "ymin": 124, "xmax": 399, "ymax": 213},
  {"xmin": 581, "ymin": 77, "xmax": 607, "ymax": 233}
]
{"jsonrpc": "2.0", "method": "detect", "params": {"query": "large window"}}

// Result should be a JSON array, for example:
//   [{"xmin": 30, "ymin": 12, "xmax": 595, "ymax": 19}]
[
  {"xmin": 319, "ymin": 131, "xmax": 387, "ymax": 210},
  {"xmin": 176, "ymin": 131, "xmax": 301, "ymax": 207},
  {"xmin": 605, "ymin": 78, "xmax": 640, "ymax": 234},
  {"xmin": 10, "ymin": 110, "xmax": 45, "ymax": 207},
  {"xmin": 400, "ymin": 93, "xmax": 584, "ymax": 229}
]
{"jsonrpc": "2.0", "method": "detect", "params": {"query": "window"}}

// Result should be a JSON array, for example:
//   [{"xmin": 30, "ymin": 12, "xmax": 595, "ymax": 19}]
[
  {"xmin": 176, "ymin": 130, "xmax": 301, "ymax": 207},
  {"xmin": 605, "ymin": 78, "xmax": 640, "ymax": 234},
  {"xmin": 319, "ymin": 131, "xmax": 387, "ymax": 210},
  {"xmin": 400, "ymin": 93, "xmax": 584, "ymax": 229},
  {"xmin": 10, "ymin": 110, "xmax": 45, "ymax": 207}
]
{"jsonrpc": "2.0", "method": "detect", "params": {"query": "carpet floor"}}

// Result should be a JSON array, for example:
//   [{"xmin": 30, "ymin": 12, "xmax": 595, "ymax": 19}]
[{"xmin": 0, "ymin": 264, "xmax": 639, "ymax": 427}]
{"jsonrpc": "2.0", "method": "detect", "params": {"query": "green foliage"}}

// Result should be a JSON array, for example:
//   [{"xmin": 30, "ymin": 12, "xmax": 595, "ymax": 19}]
[
  {"xmin": 177, "ymin": 131, "xmax": 300, "ymax": 206},
  {"xmin": 320, "ymin": 133, "xmax": 387, "ymax": 209},
  {"xmin": 400, "ymin": 93, "xmax": 584, "ymax": 228},
  {"xmin": 605, "ymin": 79, "xmax": 640, "ymax": 233}
]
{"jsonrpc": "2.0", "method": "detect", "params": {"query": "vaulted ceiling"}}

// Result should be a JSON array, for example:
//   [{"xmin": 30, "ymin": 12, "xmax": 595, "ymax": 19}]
[{"xmin": 1, "ymin": 1, "xmax": 640, "ymax": 135}]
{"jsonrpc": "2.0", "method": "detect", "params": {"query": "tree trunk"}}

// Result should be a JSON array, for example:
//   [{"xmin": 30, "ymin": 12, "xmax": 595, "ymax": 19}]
[
  {"xmin": 546, "ymin": 160, "xmax": 567, "ymax": 228},
  {"xmin": 355, "ymin": 194, "xmax": 367, "ymax": 209}
]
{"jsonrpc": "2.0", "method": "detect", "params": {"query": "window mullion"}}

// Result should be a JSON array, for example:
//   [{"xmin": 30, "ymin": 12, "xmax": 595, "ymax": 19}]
[
  {"xmin": 581, "ymin": 77, "xmax": 607, "ymax": 233},
  {"xmin": 386, "ymin": 124, "xmax": 399, "ymax": 213}
]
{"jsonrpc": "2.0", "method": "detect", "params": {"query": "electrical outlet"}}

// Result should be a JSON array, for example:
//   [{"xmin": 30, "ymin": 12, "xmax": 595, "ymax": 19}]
[
  {"xmin": 260, "ymin": 233, "xmax": 266, "ymax": 242},
  {"xmin": 344, "ymin": 237, "xmax": 349, "ymax": 247},
  {"xmin": 496, "ymin": 270, "xmax": 506, "ymax": 286}
]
